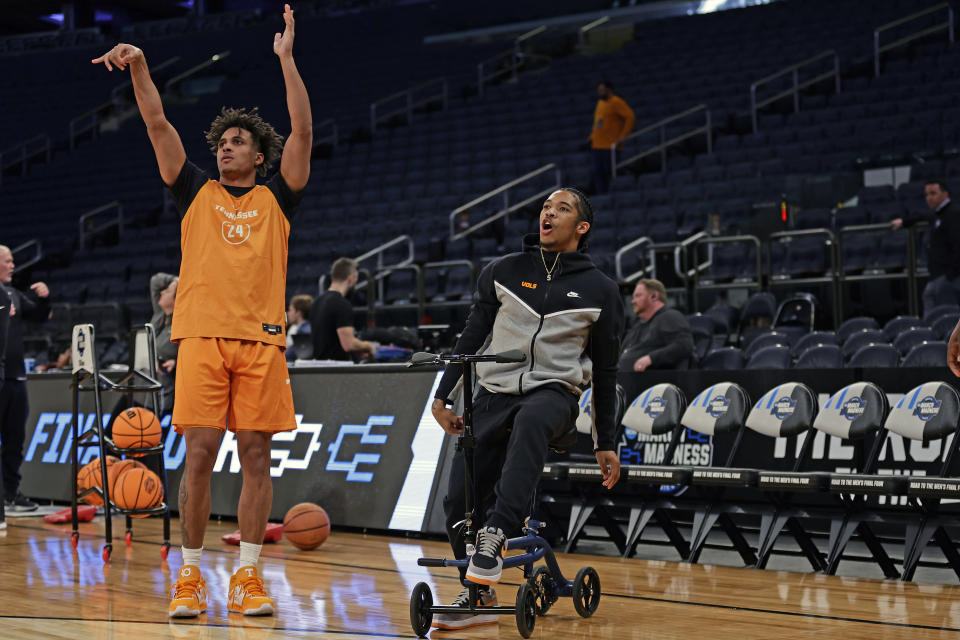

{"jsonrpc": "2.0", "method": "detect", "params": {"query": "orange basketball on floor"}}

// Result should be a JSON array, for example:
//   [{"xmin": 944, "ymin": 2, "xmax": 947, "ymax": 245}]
[
  {"xmin": 78, "ymin": 456, "xmax": 119, "ymax": 506},
  {"xmin": 283, "ymin": 503, "xmax": 330, "ymax": 550},
  {"xmin": 113, "ymin": 468, "xmax": 164, "ymax": 517},
  {"xmin": 112, "ymin": 407, "xmax": 162, "ymax": 456},
  {"xmin": 107, "ymin": 459, "xmax": 148, "ymax": 501}
]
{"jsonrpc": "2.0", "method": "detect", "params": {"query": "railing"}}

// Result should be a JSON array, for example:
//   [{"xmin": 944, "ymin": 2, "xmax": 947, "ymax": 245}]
[
  {"xmin": 370, "ymin": 78, "xmax": 447, "ymax": 133},
  {"xmin": 423, "ymin": 260, "xmax": 476, "ymax": 308},
  {"xmin": 875, "ymin": 2, "xmax": 954, "ymax": 77},
  {"xmin": 767, "ymin": 228, "xmax": 840, "ymax": 327},
  {"xmin": 579, "ymin": 16, "xmax": 610, "ymax": 45},
  {"xmin": 612, "ymin": 105, "xmax": 711, "ymax": 176},
  {"xmin": 164, "ymin": 50, "xmax": 231, "ymax": 95},
  {"xmin": 313, "ymin": 119, "xmax": 338, "ymax": 149},
  {"xmin": 449, "ymin": 164, "xmax": 561, "ymax": 241},
  {"xmin": 354, "ymin": 235, "xmax": 416, "ymax": 303},
  {"xmin": 78, "ymin": 201, "xmax": 123, "ymax": 250},
  {"xmin": 690, "ymin": 235, "xmax": 763, "ymax": 311},
  {"xmin": 373, "ymin": 263, "xmax": 425, "ymax": 320},
  {"xmin": 11, "ymin": 239, "xmax": 43, "ymax": 273},
  {"xmin": 614, "ymin": 236, "xmax": 654, "ymax": 283},
  {"xmin": 837, "ymin": 222, "xmax": 920, "ymax": 315},
  {"xmin": 0, "ymin": 134, "xmax": 52, "ymax": 187},
  {"xmin": 477, "ymin": 25, "xmax": 548, "ymax": 96},
  {"xmin": 70, "ymin": 56, "xmax": 183, "ymax": 151},
  {"xmin": 750, "ymin": 50, "xmax": 840, "ymax": 133}
]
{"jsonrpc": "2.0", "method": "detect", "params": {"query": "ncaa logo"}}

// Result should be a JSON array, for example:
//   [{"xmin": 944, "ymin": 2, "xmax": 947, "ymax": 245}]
[
  {"xmin": 222, "ymin": 221, "xmax": 251, "ymax": 245},
  {"xmin": 840, "ymin": 397, "xmax": 866, "ymax": 421},
  {"xmin": 772, "ymin": 396, "xmax": 796, "ymax": 420},
  {"xmin": 913, "ymin": 396, "xmax": 942, "ymax": 421},
  {"xmin": 708, "ymin": 396, "xmax": 730, "ymax": 419},
  {"xmin": 644, "ymin": 397, "xmax": 666, "ymax": 419}
]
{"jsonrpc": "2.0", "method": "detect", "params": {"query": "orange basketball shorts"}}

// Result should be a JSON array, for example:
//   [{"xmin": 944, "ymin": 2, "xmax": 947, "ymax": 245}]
[{"xmin": 172, "ymin": 337, "xmax": 296, "ymax": 434}]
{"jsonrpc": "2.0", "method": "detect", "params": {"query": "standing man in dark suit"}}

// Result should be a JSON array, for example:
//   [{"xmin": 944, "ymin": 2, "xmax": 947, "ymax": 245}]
[
  {"xmin": 618, "ymin": 278, "xmax": 694, "ymax": 372},
  {"xmin": 891, "ymin": 179, "xmax": 960, "ymax": 312},
  {"xmin": 0, "ymin": 245, "xmax": 49, "ymax": 512}
]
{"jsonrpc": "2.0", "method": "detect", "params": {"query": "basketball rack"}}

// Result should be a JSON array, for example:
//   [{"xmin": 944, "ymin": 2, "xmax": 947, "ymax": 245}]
[
  {"xmin": 406, "ymin": 351, "xmax": 601, "ymax": 638},
  {"xmin": 69, "ymin": 323, "xmax": 172, "ymax": 562}
]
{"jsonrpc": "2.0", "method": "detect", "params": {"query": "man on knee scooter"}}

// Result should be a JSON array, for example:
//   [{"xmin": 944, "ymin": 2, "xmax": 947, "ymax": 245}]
[{"xmin": 430, "ymin": 187, "xmax": 623, "ymax": 630}]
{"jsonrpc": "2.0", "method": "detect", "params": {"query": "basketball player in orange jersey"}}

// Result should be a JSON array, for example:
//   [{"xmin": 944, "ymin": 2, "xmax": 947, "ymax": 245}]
[{"xmin": 92, "ymin": 3, "xmax": 311, "ymax": 618}]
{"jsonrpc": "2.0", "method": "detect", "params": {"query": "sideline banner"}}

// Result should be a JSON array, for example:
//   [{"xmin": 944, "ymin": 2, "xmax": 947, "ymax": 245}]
[{"xmin": 20, "ymin": 366, "xmax": 449, "ymax": 532}]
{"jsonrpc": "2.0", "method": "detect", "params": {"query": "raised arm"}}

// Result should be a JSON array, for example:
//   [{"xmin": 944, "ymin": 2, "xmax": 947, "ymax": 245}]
[
  {"xmin": 274, "ymin": 4, "xmax": 312, "ymax": 192},
  {"xmin": 92, "ymin": 44, "xmax": 186, "ymax": 186}
]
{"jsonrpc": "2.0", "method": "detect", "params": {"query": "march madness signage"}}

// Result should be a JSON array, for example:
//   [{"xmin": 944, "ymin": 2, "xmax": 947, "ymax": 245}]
[{"xmin": 20, "ymin": 367, "xmax": 449, "ymax": 532}]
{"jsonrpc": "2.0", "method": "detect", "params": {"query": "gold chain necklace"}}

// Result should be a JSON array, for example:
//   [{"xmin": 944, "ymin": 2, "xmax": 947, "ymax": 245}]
[{"xmin": 540, "ymin": 247, "xmax": 560, "ymax": 281}]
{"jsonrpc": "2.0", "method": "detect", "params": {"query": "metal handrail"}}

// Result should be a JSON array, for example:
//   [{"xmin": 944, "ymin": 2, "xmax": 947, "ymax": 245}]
[
  {"xmin": 579, "ymin": 16, "xmax": 610, "ymax": 44},
  {"xmin": 690, "ymin": 235, "xmax": 762, "ymax": 309},
  {"xmin": 370, "ymin": 77, "xmax": 447, "ymax": 132},
  {"xmin": 0, "ymin": 134, "xmax": 52, "ymax": 187},
  {"xmin": 423, "ymin": 260, "xmax": 477, "ymax": 305},
  {"xmin": 673, "ymin": 230, "xmax": 712, "ymax": 280},
  {"xmin": 11, "ymin": 239, "xmax": 42, "ymax": 273},
  {"xmin": 875, "ymin": 2, "xmax": 954, "ymax": 77},
  {"xmin": 767, "ymin": 228, "xmax": 840, "ymax": 326},
  {"xmin": 111, "ymin": 55, "xmax": 181, "ymax": 103},
  {"xmin": 612, "ymin": 105, "xmax": 711, "ymax": 176},
  {"xmin": 78, "ymin": 201, "xmax": 123, "ymax": 250},
  {"xmin": 313, "ymin": 118, "xmax": 338, "ymax": 148},
  {"xmin": 449, "ymin": 164, "xmax": 561, "ymax": 241},
  {"xmin": 837, "ymin": 222, "xmax": 917, "ymax": 314},
  {"xmin": 750, "ymin": 50, "xmax": 840, "ymax": 133},
  {"xmin": 164, "ymin": 50, "xmax": 231, "ymax": 94},
  {"xmin": 614, "ymin": 236, "xmax": 653, "ymax": 283},
  {"xmin": 374, "ymin": 263, "xmax": 425, "ymax": 318},
  {"xmin": 355, "ymin": 235, "xmax": 416, "ymax": 300},
  {"xmin": 69, "ymin": 101, "xmax": 112, "ymax": 150},
  {"xmin": 477, "ymin": 26, "xmax": 548, "ymax": 96}
]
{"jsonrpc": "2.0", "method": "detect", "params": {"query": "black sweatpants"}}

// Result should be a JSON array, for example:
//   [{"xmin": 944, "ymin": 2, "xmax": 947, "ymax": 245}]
[
  {"xmin": 0, "ymin": 380, "xmax": 28, "ymax": 499},
  {"xmin": 443, "ymin": 384, "xmax": 578, "ymax": 572}
]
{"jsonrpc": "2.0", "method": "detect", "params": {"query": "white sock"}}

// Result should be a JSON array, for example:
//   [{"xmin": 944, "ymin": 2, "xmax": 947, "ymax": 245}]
[
  {"xmin": 181, "ymin": 546, "xmax": 203, "ymax": 567},
  {"xmin": 238, "ymin": 541, "xmax": 262, "ymax": 569}
]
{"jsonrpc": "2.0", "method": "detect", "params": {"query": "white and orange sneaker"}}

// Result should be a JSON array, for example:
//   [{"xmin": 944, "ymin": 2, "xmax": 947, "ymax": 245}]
[
  {"xmin": 169, "ymin": 565, "xmax": 207, "ymax": 617},
  {"xmin": 228, "ymin": 566, "xmax": 275, "ymax": 616}
]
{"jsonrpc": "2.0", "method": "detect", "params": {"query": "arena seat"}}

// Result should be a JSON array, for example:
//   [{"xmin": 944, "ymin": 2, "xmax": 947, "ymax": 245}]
[
  {"xmin": 701, "ymin": 347, "xmax": 744, "ymax": 371},
  {"xmin": 847, "ymin": 343, "xmax": 900, "ymax": 368},
  {"xmin": 794, "ymin": 344, "xmax": 843, "ymax": 369},
  {"xmin": 901, "ymin": 341, "xmax": 948, "ymax": 368}
]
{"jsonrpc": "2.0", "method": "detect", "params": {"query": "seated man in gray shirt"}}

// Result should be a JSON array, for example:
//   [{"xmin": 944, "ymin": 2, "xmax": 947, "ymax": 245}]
[{"xmin": 618, "ymin": 278, "xmax": 694, "ymax": 372}]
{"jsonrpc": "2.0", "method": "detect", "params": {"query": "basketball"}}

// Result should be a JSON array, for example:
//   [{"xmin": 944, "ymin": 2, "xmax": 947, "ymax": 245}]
[
  {"xmin": 78, "ymin": 456, "xmax": 119, "ymax": 506},
  {"xmin": 107, "ymin": 459, "xmax": 148, "ymax": 501},
  {"xmin": 113, "ymin": 468, "xmax": 164, "ymax": 516},
  {"xmin": 112, "ymin": 407, "xmax": 162, "ymax": 456},
  {"xmin": 282, "ymin": 502, "xmax": 330, "ymax": 550}
]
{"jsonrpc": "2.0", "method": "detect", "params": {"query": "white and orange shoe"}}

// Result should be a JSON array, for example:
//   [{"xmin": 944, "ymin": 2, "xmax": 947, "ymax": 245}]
[
  {"xmin": 431, "ymin": 586, "xmax": 498, "ymax": 631},
  {"xmin": 228, "ymin": 566, "xmax": 275, "ymax": 616},
  {"xmin": 169, "ymin": 565, "xmax": 207, "ymax": 617}
]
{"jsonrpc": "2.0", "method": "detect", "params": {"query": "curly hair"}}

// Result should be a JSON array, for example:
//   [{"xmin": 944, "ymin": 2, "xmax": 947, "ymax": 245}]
[{"xmin": 205, "ymin": 107, "xmax": 284, "ymax": 177}]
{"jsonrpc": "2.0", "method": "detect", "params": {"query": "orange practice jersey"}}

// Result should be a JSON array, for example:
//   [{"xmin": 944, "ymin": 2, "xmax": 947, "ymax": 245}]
[{"xmin": 171, "ymin": 179, "xmax": 290, "ymax": 347}]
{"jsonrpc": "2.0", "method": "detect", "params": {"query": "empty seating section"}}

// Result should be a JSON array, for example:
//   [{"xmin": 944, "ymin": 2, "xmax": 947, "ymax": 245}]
[{"xmin": 2, "ymin": 0, "xmax": 959, "ymax": 365}]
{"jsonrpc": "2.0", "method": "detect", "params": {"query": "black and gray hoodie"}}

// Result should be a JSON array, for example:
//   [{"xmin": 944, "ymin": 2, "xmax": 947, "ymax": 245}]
[{"xmin": 435, "ymin": 234, "xmax": 624, "ymax": 450}]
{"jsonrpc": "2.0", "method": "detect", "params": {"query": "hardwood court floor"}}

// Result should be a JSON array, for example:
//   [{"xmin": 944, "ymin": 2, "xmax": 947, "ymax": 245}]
[{"xmin": 2, "ymin": 515, "xmax": 959, "ymax": 639}]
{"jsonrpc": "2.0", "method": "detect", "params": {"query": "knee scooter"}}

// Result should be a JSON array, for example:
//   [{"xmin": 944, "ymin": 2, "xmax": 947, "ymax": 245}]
[{"xmin": 407, "ymin": 350, "xmax": 601, "ymax": 638}]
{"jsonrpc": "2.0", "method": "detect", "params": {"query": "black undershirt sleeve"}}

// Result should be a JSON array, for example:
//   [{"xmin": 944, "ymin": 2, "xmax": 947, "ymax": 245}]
[
  {"xmin": 266, "ymin": 171, "xmax": 304, "ymax": 222},
  {"xmin": 168, "ymin": 160, "xmax": 209, "ymax": 219}
]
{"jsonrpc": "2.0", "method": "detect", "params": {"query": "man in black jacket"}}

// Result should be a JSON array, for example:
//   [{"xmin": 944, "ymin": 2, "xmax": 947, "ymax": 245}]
[
  {"xmin": 891, "ymin": 179, "xmax": 960, "ymax": 312},
  {"xmin": 429, "ymin": 188, "xmax": 623, "ymax": 630},
  {"xmin": 618, "ymin": 279, "xmax": 694, "ymax": 372},
  {"xmin": 0, "ymin": 245, "xmax": 49, "ymax": 512}
]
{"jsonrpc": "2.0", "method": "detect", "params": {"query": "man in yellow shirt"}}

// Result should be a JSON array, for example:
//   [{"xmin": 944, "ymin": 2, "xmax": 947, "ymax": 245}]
[{"xmin": 589, "ymin": 80, "xmax": 635, "ymax": 194}]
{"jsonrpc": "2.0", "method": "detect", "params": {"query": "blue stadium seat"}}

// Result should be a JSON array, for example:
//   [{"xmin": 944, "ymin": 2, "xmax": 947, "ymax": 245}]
[
  {"xmin": 841, "ymin": 329, "xmax": 887, "ymax": 361},
  {"xmin": 792, "ymin": 331, "xmax": 840, "ymax": 357},
  {"xmin": 746, "ymin": 345, "xmax": 792, "ymax": 370},
  {"xmin": 882, "ymin": 315, "xmax": 926, "ymax": 341},
  {"xmin": 901, "ymin": 341, "xmax": 948, "ymax": 367},
  {"xmin": 846, "ymin": 344, "xmax": 900, "ymax": 368},
  {"xmin": 892, "ymin": 327, "xmax": 937, "ymax": 356},
  {"xmin": 795, "ymin": 344, "xmax": 843, "ymax": 368},
  {"xmin": 701, "ymin": 347, "xmax": 744, "ymax": 371},
  {"xmin": 837, "ymin": 316, "xmax": 880, "ymax": 342}
]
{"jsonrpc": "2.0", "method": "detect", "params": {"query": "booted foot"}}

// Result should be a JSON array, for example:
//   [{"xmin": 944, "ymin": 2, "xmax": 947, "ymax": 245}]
[
  {"xmin": 431, "ymin": 586, "xmax": 498, "ymax": 630},
  {"xmin": 169, "ymin": 565, "xmax": 207, "ymax": 617},
  {"xmin": 466, "ymin": 526, "xmax": 506, "ymax": 585},
  {"xmin": 228, "ymin": 566, "xmax": 275, "ymax": 616}
]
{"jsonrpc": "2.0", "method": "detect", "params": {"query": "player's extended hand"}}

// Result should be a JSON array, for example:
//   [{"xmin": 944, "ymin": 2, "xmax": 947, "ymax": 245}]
[
  {"xmin": 432, "ymin": 399, "xmax": 464, "ymax": 435},
  {"xmin": 595, "ymin": 450, "xmax": 621, "ymax": 489},
  {"xmin": 273, "ymin": 4, "xmax": 295, "ymax": 58},
  {"xmin": 30, "ymin": 282, "xmax": 49, "ymax": 298},
  {"xmin": 948, "ymin": 318, "xmax": 960, "ymax": 377},
  {"xmin": 91, "ymin": 43, "xmax": 143, "ymax": 71}
]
